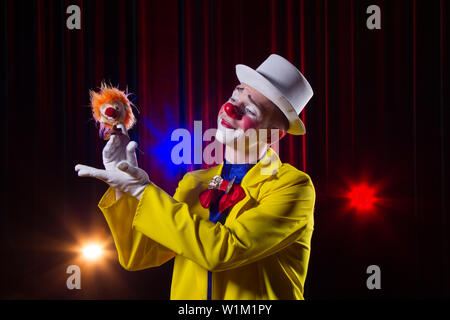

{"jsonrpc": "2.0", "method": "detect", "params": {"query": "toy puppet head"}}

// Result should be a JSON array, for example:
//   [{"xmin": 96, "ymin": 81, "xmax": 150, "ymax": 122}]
[{"xmin": 90, "ymin": 82, "xmax": 136, "ymax": 139}]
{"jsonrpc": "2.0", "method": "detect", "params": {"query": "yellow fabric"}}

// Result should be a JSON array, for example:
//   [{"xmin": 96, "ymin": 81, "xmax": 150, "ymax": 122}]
[{"xmin": 98, "ymin": 148, "xmax": 315, "ymax": 300}]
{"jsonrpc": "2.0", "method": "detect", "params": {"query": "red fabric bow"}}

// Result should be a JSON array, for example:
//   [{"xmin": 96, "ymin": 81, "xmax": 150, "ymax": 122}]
[{"xmin": 199, "ymin": 176, "xmax": 246, "ymax": 213}]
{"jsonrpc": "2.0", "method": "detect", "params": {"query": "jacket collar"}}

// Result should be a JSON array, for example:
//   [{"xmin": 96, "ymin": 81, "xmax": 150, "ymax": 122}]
[{"xmin": 240, "ymin": 148, "xmax": 281, "ymax": 187}]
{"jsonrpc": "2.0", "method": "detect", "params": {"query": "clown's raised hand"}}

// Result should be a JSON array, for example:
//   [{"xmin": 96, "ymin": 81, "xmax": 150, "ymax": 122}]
[
  {"xmin": 103, "ymin": 123, "xmax": 138, "ymax": 170},
  {"xmin": 75, "ymin": 125, "xmax": 149, "ymax": 200}
]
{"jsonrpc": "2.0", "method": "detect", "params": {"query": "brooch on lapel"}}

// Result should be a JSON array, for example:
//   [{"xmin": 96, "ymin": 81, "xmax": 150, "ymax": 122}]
[
  {"xmin": 207, "ymin": 175, "xmax": 235, "ymax": 193},
  {"xmin": 199, "ymin": 175, "xmax": 245, "ymax": 213}
]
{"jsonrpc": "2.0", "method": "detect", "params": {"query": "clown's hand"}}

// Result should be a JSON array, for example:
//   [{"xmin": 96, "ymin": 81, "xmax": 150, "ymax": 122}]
[
  {"xmin": 103, "ymin": 123, "xmax": 138, "ymax": 170},
  {"xmin": 75, "ymin": 160, "xmax": 150, "ymax": 200},
  {"xmin": 101, "ymin": 125, "xmax": 139, "ymax": 200}
]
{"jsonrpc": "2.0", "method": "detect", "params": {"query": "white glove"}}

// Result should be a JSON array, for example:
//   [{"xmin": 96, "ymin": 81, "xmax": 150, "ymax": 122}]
[
  {"xmin": 75, "ymin": 160, "xmax": 150, "ymax": 199},
  {"xmin": 101, "ymin": 123, "xmax": 136, "ymax": 199},
  {"xmin": 75, "ymin": 124, "xmax": 150, "ymax": 200},
  {"xmin": 102, "ymin": 124, "xmax": 137, "ymax": 169}
]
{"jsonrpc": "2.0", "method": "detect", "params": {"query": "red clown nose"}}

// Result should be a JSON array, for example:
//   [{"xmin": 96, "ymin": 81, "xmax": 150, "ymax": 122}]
[
  {"xmin": 223, "ymin": 102, "xmax": 241, "ymax": 119},
  {"xmin": 105, "ymin": 107, "xmax": 118, "ymax": 118}
]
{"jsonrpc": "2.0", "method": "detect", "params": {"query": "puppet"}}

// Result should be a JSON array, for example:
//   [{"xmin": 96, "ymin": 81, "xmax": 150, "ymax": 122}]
[{"xmin": 90, "ymin": 82, "xmax": 136, "ymax": 139}]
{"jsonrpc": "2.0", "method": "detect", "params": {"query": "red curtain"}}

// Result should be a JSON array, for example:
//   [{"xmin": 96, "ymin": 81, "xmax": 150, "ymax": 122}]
[{"xmin": 1, "ymin": 0, "xmax": 449, "ymax": 299}]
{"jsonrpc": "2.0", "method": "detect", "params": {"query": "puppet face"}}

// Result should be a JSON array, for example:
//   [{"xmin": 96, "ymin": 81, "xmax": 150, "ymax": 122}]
[
  {"xmin": 99, "ymin": 101, "xmax": 127, "ymax": 125},
  {"xmin": 216, "ymin": 83, "xmax": 287, "ymax": 146}
]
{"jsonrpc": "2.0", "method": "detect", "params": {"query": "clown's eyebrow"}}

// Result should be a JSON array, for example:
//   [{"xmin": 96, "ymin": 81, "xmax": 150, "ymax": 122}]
[{"xmin": 235, "ymin": 86, "xmax": 261, "ymax": 108}]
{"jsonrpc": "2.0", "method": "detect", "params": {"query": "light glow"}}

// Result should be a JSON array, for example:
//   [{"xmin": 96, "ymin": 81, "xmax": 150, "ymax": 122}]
[
  {"xmin": 346, "ymin": 184, "xmax": 377, "ymax": 211},
  {"xmin": 82, "ymin": 243, "xmax": 103, "ymax": 261}
]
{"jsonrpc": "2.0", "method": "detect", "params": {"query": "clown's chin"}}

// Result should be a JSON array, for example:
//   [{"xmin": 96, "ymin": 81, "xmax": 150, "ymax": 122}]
[{"xmin": 215, "ymin": 123, "xmax": 244, "ymax": 145}]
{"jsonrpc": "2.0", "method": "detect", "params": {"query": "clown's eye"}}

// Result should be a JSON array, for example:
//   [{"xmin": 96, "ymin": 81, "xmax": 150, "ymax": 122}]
[
  {"xmin": 245, "ymin": 106, "xmax": 257, "ymax": 117},
  {"xmin": 230, "ymin": 98, "xmax": 236, "ymax": 102}
]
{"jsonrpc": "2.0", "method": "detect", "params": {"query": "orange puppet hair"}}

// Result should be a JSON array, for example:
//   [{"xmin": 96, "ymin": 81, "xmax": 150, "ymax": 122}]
[{"xmin": 89, "ymin": 82, "xmax": 137, "ymax": 131}]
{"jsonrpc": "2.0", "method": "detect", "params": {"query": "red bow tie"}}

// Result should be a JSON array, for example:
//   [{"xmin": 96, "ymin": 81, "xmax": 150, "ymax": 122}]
[{"xmin": 199, "ymin": 175, "xmax": 246, "ymax": 213}]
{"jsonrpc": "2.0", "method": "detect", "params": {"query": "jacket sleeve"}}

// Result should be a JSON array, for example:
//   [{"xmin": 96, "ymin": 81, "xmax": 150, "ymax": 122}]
[
  {"xmin": 132, "ymin": 173, "xmax": 315, "ymax": 272},
  {"xmin": 98, "ymin": 187, "xmax": 176, "ymax": 271}
]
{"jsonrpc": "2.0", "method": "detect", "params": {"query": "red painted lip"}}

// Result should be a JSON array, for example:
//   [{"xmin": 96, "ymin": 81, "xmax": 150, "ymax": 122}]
[{"xmin": 221, "ymin": 119, "xmax": 234, "ymax": 129}]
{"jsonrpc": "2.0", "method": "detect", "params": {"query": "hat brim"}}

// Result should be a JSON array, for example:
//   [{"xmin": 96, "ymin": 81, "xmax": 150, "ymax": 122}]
[{"xmin": 235, "ymin": 64, "xmax": 305, "ymax": 135}]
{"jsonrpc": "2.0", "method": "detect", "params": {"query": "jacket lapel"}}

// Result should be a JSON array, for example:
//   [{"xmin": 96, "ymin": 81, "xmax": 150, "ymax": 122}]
[
  {"xmin": 188, "ymin": 148, "xmax": 282, "ymax": 222},
  {"xmin": 225, "ymin": 148, "xmax": 282, "ymax": 223}
]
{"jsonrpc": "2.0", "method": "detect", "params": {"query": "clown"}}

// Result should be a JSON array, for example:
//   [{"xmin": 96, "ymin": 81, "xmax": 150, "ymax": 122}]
[
  {"xmin": 75, "ymin": 54, "xmax": 315, "ymax": 300},
  {"xmin": 89, "ymin": 82, "xmax": 136, "ymax": 140}
]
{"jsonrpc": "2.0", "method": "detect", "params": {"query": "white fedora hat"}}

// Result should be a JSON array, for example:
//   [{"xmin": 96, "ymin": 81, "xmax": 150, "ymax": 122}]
[{"xmin": 235, "ymin": 54, "xmax": 313, "ymax": 135}]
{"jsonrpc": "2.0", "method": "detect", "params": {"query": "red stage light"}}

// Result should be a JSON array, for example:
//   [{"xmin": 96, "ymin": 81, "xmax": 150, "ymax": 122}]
[{"xmin": 347, "ymin": 184, "xmax": 377, "ymax": 211}]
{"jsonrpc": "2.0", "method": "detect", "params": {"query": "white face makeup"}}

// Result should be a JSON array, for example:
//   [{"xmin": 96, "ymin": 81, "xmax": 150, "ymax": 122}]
[
  {"xmin": 243, "ymin": 104, "xmax": 261, "ymax": 120},
  {"xmin": 215, "ymin": 119, "xmax": 245, "ymax": 145},
  {"xmin": 214, "ymin": 83, "xmax": 289, "ymax": 164},
  {"xmin": 229, "ymin": 91, "xmax": 261, "ymax": 121},
  {"xmin": 215, "ymin": 85, "xmax": 267, "ymax": 146}
]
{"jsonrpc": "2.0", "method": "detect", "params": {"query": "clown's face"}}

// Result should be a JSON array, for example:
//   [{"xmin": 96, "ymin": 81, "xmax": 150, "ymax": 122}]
[
  {"xmin": 216, "ymin": 83, "xmax": 287, "ymax": 146},
  {"xmin": 100, "ymin": 101, "xmax": 127, "ymax": 126}
]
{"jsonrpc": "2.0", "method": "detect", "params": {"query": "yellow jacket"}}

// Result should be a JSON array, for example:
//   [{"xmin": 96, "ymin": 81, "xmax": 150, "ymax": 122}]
[{"xmin": 98, "ymin": 148, "xmax": 315, "ymax": 300}]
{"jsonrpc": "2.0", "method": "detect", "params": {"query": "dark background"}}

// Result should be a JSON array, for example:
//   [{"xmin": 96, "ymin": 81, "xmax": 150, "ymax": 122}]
[{"xmin": 0, "ymin": 0, "xmax": 449, "ymax": 299}]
